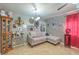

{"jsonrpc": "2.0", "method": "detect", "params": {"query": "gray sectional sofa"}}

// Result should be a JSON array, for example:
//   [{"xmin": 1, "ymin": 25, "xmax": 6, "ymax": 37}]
[{"xmin": 27, "ymin": 31, "xmax": 61, "ymax": 47}]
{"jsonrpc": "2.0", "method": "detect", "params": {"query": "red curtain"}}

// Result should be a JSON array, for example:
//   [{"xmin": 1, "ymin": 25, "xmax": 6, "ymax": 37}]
[{"xmin": 66, "ymin": 13, "xmax": 79, "ymax": 48}]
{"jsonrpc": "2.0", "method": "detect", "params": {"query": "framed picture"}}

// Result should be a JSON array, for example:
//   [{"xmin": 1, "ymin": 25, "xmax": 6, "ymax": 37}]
[{"xmin": 40, "ymin": 24, "xmax": 46, "ymax": 32}]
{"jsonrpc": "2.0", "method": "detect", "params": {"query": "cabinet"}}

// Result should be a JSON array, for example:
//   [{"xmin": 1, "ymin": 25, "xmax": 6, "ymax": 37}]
[
  {"xmin": 0, "ymin": 16, "xmax": 12, "ymax": 54},
  {"xmin": 64, "ymin": 34, "xmax": 71, "ymax": 48}
]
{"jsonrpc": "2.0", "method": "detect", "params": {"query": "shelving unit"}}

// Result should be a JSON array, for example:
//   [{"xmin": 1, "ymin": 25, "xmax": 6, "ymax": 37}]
[
  {"xmin": 64, "ymin": 34, "xmax": 71, "ymax": 48},
  {"xmin": 0, "ymin": 16, "xmax": 12, "ymax": 54}
]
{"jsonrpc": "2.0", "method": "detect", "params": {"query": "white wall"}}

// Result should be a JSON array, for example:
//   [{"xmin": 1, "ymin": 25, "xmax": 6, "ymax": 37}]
[
  {"xmin": 12, "ymin": 14, "xmax": 47, "ymax": 46},
  {"xmin": 45, "ymin": 16, "xmax": 66, "ymax": 42}
]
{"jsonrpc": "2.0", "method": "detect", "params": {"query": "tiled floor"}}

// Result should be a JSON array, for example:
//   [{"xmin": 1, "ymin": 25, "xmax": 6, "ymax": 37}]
[{"xmin": 6, "ymin": 42, "xmax": 79, "ymax": 55}]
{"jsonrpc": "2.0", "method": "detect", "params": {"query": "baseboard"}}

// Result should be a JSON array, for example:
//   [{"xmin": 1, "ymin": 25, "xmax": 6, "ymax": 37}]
[
  {"xmin": 60, "ymin": 42, "xmax": 64, "ymax": 45},
  {"xmin": 13, "ymin": 43, "xmax": 27, "ymax": 48}
]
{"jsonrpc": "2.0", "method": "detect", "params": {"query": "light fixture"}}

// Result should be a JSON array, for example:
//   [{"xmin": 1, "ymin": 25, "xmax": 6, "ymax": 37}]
[
  {"xmin": 31, "ymin": 3, "xmax": 40, "ymax": 21},
  {"xmin": 31, "ymin": 17, "xmax": 34, "ymax": 19},
  {"xmin": 34, "ymin": 9, "xmax": 39, "ymax": 13},
  {"xmin": 35, "ymin": 17, "xmax": 40, "ymax": 21}
]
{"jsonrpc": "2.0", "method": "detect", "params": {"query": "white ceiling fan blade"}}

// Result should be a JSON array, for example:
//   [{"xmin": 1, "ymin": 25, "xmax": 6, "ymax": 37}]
[{"xmin": 57, "ymin": 3, "xmax": 68, "ymax": 10}]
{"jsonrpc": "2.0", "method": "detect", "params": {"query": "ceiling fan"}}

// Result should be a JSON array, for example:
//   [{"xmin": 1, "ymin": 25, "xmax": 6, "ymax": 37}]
[{"xmin": 57, "ymin": 3, "xmax": 68, "ymax": 10}]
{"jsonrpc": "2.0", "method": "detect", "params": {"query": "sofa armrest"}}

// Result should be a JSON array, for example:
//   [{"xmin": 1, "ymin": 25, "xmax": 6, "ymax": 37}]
[{"xmin": 27, "ymin": 34, "xmax": 34, "ymax": 44}]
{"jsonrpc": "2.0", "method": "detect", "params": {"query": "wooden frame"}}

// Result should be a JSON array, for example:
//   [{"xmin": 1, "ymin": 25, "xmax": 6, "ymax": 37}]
[{"xmin": 0, "ymin": 16, "xmax": 12, "ymax": 54}]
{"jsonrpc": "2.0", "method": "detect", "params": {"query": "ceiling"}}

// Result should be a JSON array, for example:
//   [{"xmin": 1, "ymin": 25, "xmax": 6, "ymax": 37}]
[{"xmin": 0, "ymin": 3, "xmax": 76, "ymax": 19}]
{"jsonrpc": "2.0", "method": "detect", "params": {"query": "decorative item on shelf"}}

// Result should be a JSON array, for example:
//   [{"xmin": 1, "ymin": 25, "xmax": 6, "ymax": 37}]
[
  {"xmin": 15, "ymin": 17, "xmax": 24, "ymax": 26},
  {"xmin": 8, "ymin": 36, "xmax": 11, "ymax": 48},
  {"xmin": 8, "ymin": 20, "xmax": 11, "ymax": 32},
  {"xmin": 3, "ymin": 20, "xmax": 6, "ymax": 32},
  {"xmin": 66, "ymin": 28, "xmax": 71, "ymax": 35},
  {"xmin": 13, "ymin": 24, "xmax": 16, "ymax": 28},
  {"xmin": 0, "ymin": 10, "xmax": 7, "ymax": 16}
]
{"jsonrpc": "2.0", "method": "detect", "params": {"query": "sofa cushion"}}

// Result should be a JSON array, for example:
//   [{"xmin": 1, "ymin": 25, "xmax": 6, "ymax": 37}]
[
  {"xmin": 47, "ymin": 36, "xmax": 60, "ymax": 40},
  {"xmin": 29, "ymin": 31, "xmax": 45, "ymax": 38},
  {"xmin": 47, "ymin": 36, "xmax": 60, "ymax": 44},
  {"xmin": 29, "ymin": 31, "xmax": 37, "ymax": 37},
  {"xmin": 33, "ymin": 36, "xmax": 46, "ymax": 40}
]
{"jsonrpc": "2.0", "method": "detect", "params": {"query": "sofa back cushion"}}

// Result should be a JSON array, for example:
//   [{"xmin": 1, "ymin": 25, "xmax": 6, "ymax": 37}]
[{"xmin": 29, "ymin": 31, "xmax": 45, "ymax": 38}]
